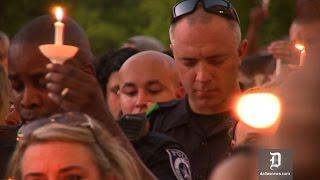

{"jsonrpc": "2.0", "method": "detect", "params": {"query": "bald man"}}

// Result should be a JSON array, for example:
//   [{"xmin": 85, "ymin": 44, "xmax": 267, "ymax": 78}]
[
  {"xmin": 117, "ymin": 51, "xmax": 191, "ymax": 180},
  {"xmin": 119, "ymin": 50, "xmax": 184, "ymax": 114}
]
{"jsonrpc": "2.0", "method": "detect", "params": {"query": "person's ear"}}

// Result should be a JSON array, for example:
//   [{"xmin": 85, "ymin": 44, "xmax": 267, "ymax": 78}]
[
  {"xmin": 170, "ymin": 44, "xmax": 174, "ymax": 57},
  {"xmin": 231, "ymin": 139, "xmax": 236, "ymax": 151},
  {"xmin": 82, "ymin": 64, "xmax": 95, "ymax": 76},
  {"xmin": 238, "ymin": 39, "xmax": 248, "ymax": 61},
  {"xmin": 175, "ymin": 86, "xmax": 185, "ymax": 99}
]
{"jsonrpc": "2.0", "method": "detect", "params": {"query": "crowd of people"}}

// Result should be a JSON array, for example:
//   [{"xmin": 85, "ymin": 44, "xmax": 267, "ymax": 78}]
[{"xmin": 1, "ymin": 0, "xmax": 320, "ymax": 179}]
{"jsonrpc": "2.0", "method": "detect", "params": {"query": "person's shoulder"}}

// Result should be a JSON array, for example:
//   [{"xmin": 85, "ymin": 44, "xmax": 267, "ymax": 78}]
[
  {"xmin": 145, "ymin": 132, "xmax": 192, "ymax": 180},
  {"xmin": 147, "ymin": 132, "xmax": 183, "ymax": 149},
  {"xmin": 148, "ymin": 98, "xmax": 184, "ymax": 118},
  {"xmin": 156, "ymin": 99, "xmax": 182, "ymax": 111},
  {"xmin": 148, "ymin": 98, "xmax": 186, "ymax": 131}
]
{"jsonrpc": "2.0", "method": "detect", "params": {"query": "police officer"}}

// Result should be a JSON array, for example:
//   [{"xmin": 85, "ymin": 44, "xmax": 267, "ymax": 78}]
[
  {"xmin": 117, "ymin": 51, "xmax": 191, "ymax": 179},
  {"xmin": 120, "ymin": 113, "xmax": 191, "ymax": 180},
  {"xmin": 149, "ymin": 1, "xmax": 248, "ymax": 179}
]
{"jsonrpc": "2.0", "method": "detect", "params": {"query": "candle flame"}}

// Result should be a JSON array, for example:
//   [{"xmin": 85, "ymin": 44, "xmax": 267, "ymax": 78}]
[
  {"xmin": 55, "ymin": 6, "xmax": 63, "ymax": 21},
  {"xmin": 236, "ymin": 92, "xmax": 281, "ymax": 129},
  {"xmin": 295, "ymin": 44, "xmax": 305, "ymax": 51}
]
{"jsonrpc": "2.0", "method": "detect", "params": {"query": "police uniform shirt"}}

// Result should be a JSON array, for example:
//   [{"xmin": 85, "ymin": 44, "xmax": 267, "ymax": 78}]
[
  {"xmin": 150, "ymin": 97, "xmax": 235, "ymax": 180},
  {"xmin": 133, "ymin": 132, "xmax": 192, "ymax": 180}
]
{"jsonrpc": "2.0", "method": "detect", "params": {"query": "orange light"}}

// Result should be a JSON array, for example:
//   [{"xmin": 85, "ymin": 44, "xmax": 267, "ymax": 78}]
[
  {"xmin": 295, "ymin": 44, "xmax": 305, "ymax": 51},
  {"xmin": 236, "ymin": 93, "xmax": 281, "ymax": 129},
  {"xmin": 55, "ymin": 6, "xmax": 64, "ymax": 21}
]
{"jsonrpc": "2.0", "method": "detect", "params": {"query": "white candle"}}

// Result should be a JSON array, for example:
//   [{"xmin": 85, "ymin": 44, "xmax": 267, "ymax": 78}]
[
  {"xmin": 295, "ymin": 44, "xmax": 305, "ymax": 66},
  {"xmin": 299, "ymin": 50, "xmax": 306, "ymax": 66},
  {"xmin": 54, "ymin": 7, "xmax": 64, "ymax": 45},
  {"xmin": 275, "ymin": 58, "xmax": 281, "ymax": 76}
]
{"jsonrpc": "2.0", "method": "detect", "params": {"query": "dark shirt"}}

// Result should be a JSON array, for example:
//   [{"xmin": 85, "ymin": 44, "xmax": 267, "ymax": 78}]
[
  {"xmin": 133, "ymin": 132, "xmax": 192, "ymax": 180},
  {"xmin": 150, "ymin": 98, "xmax": 235, "ymax": 180},
  {"xmin": 0, "ymin": 125, "xmax": 19, "ymax": 178}
]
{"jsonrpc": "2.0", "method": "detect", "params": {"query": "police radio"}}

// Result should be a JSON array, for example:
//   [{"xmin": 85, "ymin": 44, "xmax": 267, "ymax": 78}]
[{"xmin": 118, "ymin": 114, "xmax": 149, "ymax": 142}]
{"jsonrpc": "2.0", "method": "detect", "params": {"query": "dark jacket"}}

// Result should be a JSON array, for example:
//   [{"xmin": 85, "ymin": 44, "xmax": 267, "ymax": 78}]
[
  {"xmin": 150, "ymin": 98, "xmax": 235, "ymax": 180},
  {"xmin": 133, "ymin": 132, "xmax": 192, "ymax": 180},
  {"xmin": 0, "ymin": 125, "xmax": 19, "ymax": 178}
]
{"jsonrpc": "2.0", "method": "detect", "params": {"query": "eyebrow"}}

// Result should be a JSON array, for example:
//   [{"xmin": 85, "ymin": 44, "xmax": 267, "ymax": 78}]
[
  {"xmin": 122, "ymin": 82, "xmax": 136, "ymax": 89},
  {"xmin": 59, "ymin": 165, "xmax": 85, "ymax": 173},
  {"xmin": 146, "ymin": 80, "xmax": 163, "ymax": 86},
  {"xmin": 181, "ymin": 57, "xmax": 197, "ymax": 61},
  {"xmin": 24, "ymin": 172, "xmax": 46, "ymax": 178},
  {"xmin": 205, "ymin": 54, "xmax": 227, "ymax": 60},
  {"xmin": 180, "ymin": 54, "xmax": 226, "ymax": 61}
]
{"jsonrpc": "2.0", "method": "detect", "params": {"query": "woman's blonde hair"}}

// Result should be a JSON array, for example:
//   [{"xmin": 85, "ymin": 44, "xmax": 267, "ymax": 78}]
[
  {"xmin": 7, "ymin": 114, "xmax": 141, "ymax": 180},
  {"xmin": 0, "ymin": 65, "xmax": 9, "ymax": 122}
]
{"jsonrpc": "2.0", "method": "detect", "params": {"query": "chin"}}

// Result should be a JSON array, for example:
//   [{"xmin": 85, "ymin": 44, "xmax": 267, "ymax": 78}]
[{"xmin": 195, "ymin": 98, "xmax": 221, "ymax": 109}]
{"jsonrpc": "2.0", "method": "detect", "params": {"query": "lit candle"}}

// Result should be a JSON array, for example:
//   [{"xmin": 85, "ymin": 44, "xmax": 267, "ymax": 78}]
[
  {"xmin": 295, "ymin": 43, "xmax": 305, "ymax": 66},
  {"xmin": 236, "ymin": 92, "xmax": 281, "ymax": 129},
  {"xmin": 54, "ymin": 7, "xmax": 64, "ymax": 45}
]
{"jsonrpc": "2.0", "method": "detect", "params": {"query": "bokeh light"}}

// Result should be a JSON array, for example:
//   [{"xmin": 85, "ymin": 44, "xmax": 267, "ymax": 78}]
[{"xmin": 236, "ymin": 92, "xmax": 281, "ymax": 129}]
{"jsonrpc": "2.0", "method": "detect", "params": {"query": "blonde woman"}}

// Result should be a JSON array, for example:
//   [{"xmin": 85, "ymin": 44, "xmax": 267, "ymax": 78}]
[{"xmin": 7, "ymin": 112, "xmax": 141, "ymax": 180}]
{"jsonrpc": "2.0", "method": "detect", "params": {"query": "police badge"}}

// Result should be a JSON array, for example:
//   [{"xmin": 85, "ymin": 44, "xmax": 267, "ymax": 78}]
[{"xmin": 166, "ymin": 149, "xmax": 192, "ymax": 180}]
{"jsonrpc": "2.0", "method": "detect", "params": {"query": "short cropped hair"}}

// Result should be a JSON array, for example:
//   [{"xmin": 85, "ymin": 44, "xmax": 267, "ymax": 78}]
[
  {"xmin": 169, "ymin": 5, "xmax": 241, "ymax": 44},
  {"xmin": 95, "ymin": 48, "xmax": 139, "ymax": 95}
]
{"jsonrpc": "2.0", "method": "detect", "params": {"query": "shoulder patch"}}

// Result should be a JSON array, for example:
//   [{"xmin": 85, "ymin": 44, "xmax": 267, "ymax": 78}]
[{"xmin": 166, "ymin": 149, "xmax": 192, "ymax": 180}]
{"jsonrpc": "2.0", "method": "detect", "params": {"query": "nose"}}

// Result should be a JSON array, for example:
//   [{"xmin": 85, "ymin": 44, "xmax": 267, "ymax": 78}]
[
  {"xmin": 195, "ymin": 62, "xmax": 212, "ymax": 83},
  {"xmin": 135, "ymin": 90, "xmax": 152, "ymax": 110},
  {"xmin": 20, "ymin": 85, "xmax": 41, "ymax": 109}
]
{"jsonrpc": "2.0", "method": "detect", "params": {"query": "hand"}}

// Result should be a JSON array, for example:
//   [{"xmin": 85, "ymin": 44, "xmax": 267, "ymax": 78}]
[
  {"xmin": 45, "ymin": 61, "xmax": 109, "ymax": 122},
  {"xmin": 268, "ymin": 40, "xmax": 301, "ymax": 65},
  {"xmin": 3, "ymin": 105, "xmax": 21, "ymax": 125}
]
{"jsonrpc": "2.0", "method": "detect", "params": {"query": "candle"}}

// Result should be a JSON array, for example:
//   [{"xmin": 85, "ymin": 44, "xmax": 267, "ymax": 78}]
[
  {"xmin": 295, "ymin": 44, "xmax": 305, "ymax": 66},
  {"xmin": 275, "ymin": 58, "xmax": 281, "ymax": 76},
  {"xmin": 235, "ymin": 92, "xmax": 281, "ymax": 129},
  {"xmin": 54, "ymin": 7, "xmax": 64, "ymax": 45}
]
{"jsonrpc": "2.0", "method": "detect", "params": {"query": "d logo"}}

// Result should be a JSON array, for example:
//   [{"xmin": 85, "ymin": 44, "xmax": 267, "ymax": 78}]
[{"xmin": 270, "ymin": 152, "xmax": 281, "ymax": 170}]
